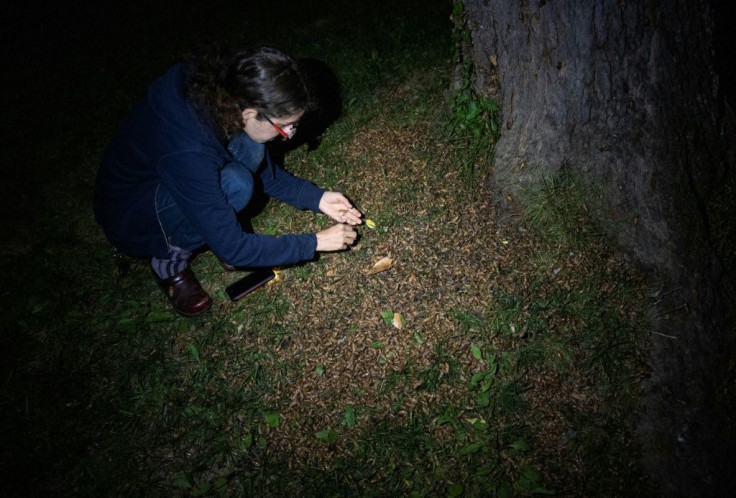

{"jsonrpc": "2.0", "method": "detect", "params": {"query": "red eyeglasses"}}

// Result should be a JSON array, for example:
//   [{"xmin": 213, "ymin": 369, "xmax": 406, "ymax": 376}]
[{"xmin": 261, "ymin": 114, "xmax": 297, "ymax": 140}]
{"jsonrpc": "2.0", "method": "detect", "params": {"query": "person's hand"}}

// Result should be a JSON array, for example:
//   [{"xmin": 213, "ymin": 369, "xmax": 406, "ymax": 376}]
[
  {"xmin": 316, "ymin": 223, "xmax": 358, "ymax": 252},
  {"xmin": 319, "ymin": 191, "xmax": 363, "ymax": 225}
]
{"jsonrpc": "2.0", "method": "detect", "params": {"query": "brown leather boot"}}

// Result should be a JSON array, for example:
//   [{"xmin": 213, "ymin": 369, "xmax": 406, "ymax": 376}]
[{"xmin": 153, "ymin": 267, "xmax": 212, "ymax": 317}]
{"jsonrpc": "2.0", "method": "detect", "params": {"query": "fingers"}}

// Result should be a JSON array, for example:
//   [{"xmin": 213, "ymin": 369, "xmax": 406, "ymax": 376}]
[
  {"xmin": 343, "ymin": 223, "xmax": 358, "ymax": 246},
  {"xmin": 316, "ymin": 223, "xmax": 358, "ymax": 252},
  {"xmin": 340, "ymin": 207, "xmax": 363, "ymax": 225},
  {"xmin": 334, "ymin": 198, "xmax": 362, "ymax": 224},
  {"xmin": 336, "ymin": 223, "xmax": 357, "ymax": 248},
  {"xmin": 321, "ymin": 192, "xmax": 363, "ymax": 225}
]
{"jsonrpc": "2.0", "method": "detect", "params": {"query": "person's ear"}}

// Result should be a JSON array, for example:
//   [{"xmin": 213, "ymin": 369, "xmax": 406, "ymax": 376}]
[{"xmin": 241, "ymin": 108, "xmax": 258, "ymax": 123}]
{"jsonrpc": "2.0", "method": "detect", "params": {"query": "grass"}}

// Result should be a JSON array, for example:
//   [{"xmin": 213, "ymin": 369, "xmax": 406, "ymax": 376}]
[{"xmin": 2, "ymin": 1, "xmax": 658, "ymax": 496}]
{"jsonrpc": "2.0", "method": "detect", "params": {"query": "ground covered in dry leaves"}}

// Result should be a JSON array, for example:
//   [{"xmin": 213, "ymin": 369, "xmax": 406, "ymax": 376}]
[
  {"xmin": 267, "ymin": 122, "xmax": 505, "ymax": 464},
  {"xmin": 202, "ymin": 81, "xmax": 649, "ymax": 494}
]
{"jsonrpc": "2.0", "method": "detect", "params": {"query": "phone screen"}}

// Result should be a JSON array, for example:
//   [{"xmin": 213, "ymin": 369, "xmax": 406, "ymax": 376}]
[{"xmin": 225, "ymin": 269, "xmax": 276, "ymax": 302}]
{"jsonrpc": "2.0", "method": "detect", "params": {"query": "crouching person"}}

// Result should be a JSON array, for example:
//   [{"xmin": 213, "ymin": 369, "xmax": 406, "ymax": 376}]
[{"xmin": 94, "ymin": 45, "xmax": 361, "ymax": 316}]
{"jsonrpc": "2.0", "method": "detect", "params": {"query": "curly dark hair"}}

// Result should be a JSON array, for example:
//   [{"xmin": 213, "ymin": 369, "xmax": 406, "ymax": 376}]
[{"xmin": 185, "ymin": 44, "xmax": 313, "ymax": 137}]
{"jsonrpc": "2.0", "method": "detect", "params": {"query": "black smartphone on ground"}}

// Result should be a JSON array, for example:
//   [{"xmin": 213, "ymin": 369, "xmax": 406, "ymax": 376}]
[{"xmin": 225, "ymin": 269, "xmax": 276, "ymax": 301}]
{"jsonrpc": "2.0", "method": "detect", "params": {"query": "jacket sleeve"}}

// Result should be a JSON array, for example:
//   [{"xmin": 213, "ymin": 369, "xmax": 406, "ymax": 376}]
[
  {"xmin": 157, "ymin": 151, "xmax": 317, "ymax": 268},
  {"xmin": 260, "ymin": 150, "xmax": 325, "ymax": 212}
]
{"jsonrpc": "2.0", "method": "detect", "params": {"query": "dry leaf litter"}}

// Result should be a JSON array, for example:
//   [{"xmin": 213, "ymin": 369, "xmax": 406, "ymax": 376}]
[{"xmin": 217, "ymin": 111, "xmax": 642, "ymax": 477}]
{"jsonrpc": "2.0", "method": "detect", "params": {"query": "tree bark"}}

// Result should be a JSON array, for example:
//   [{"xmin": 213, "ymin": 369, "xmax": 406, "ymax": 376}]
[{"xmin": 461, "ymin": 0, "xmax": 734, "ymax": 495}]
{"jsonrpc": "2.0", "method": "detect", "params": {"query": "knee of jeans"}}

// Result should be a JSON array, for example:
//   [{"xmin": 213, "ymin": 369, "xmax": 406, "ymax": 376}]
[
  {"xmin": 228, "ymin": 133, "xmax": 265, "ymax": 170},
  {"xmin": 221, "ymin": 164, "xmax": 254, "ymax": 211}
]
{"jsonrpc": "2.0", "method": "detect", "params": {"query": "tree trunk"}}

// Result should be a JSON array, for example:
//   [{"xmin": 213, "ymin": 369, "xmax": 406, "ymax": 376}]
[{"xmin": 461, "ymin": 0, "xmax": 734, "ymax": 495}]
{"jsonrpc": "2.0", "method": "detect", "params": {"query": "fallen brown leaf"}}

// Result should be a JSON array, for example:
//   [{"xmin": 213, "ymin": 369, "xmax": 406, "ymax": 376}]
[{"xmin": 367, "ymin": 256, "xmax": 393, "ymax": 275}]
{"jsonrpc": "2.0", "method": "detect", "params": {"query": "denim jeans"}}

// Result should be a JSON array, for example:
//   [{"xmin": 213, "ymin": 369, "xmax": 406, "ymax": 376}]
[{"xmin": 155, "ymin": 133, "xmax": 265, "ymax": 252}]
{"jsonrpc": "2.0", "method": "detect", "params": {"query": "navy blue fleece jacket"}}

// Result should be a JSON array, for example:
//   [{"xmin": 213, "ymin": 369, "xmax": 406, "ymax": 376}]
[{"xmin": 93, "ymin": 63, "xmax": 324, "ymax": 267}]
